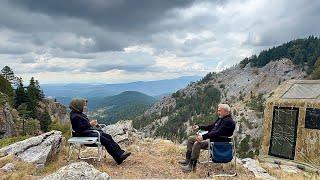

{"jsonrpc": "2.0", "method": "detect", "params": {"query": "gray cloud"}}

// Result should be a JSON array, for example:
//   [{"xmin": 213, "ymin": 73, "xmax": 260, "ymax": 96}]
[{"xmin": 0, "ymin": 0, "xmax": 320, "ymax": 83}]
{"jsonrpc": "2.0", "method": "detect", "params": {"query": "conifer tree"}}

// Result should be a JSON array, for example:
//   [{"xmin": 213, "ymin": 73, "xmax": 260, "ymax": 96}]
[
  {"xmin": 14, "ymin": 77, "xmax": 27, "ymax": 108},
  {"xmin": 1, "ymin": 66, "xmax": 15, "ymax": 84},
  {"xmin": 39, "ymin": 110, "xmax": 52, "ymax": 132}
]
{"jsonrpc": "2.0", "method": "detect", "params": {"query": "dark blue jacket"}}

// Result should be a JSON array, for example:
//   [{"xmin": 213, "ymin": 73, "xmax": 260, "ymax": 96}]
[
  {"xmin": 200, "ymin": 114, "xmax": 236, "ymax": 142},
  {"xmin": 70, "ymin": 110, "xmax": 94, "ymax": 136}
]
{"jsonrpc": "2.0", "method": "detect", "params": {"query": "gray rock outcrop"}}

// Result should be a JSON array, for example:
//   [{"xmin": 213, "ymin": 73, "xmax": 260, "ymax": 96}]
[
  {"xmin": 42, "ymin": 161, "xmax": 110, "ymax": 180},
  {"xmin": 0, "ymin": 131, "xmax": 62, "ymax": 168},
  {"xmin": 0, "ymin": 163, "xmax": 15, "ymax": 172},
  {"xmin": 242, "ymin": 158, "xmax": 276, "ymax": 180},
  {"xmin": 102, "ymin": 120, "xmax": 143, "ymax": 143},
  {"xmin": 0, "ymin": 102, "xmax": 16, "ymax": 138}
]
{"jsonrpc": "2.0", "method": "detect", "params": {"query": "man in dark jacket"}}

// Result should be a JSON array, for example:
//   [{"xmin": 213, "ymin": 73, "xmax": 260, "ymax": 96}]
[
  {"xmin": 180, "ymin": 104, "xmax": 236, "ymax": 172},
  {"xmin": 69, "ymin": 98, "xmax": 131, "ymax": 165}
]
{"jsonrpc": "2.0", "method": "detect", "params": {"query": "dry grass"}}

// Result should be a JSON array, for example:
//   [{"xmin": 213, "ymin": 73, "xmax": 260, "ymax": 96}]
[
  {"xmin": 261, "ymin": 163, "xmax": 319, "ymax": 180},
  {"xmin": 0, "ymin": 137, "xmax": 318, "ymax": 179}
]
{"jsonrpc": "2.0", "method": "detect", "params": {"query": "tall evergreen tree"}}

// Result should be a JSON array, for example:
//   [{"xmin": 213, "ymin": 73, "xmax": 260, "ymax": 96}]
[
  {"xmin": 14, "ymin": 77, "xmax": 27, "ymax": 108},
  {"xmin": 39, "ymin": 110, "xmax": 52, "ymax": 132},
  {"xmin": 1, "ymin": 66, "xmax": 16, "ymax": 84},
  {"xmin": 35, "ymin": 80, "xmax": 45, "ymax": 100},
  {"xmin": 26, "ymin": 77, "xmax": 39, "ymax": 119},
  {"xmin": 17, "ymin": 103, "xmax": 31, "ymax": 135},
  {"xmin": 0, "ymin": 75, "xmax": 14, "ymax": 106}
]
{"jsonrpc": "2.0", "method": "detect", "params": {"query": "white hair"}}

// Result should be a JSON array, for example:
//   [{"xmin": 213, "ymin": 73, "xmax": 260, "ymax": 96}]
[{"xmin": 218, "ymin": 104, "xmax": 231, "ymax": 113}]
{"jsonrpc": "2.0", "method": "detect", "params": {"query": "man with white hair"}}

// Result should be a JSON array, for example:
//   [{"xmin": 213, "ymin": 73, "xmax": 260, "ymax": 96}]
[{"xmin": 180, "ymin": 104, "xmax": 236, "ymax": 172}]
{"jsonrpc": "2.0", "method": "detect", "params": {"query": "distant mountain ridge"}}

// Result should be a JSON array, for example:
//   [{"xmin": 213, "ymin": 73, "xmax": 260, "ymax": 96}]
[{"xmin": 42, "ymin": 76, "xmax": 201, "ymax": 105}]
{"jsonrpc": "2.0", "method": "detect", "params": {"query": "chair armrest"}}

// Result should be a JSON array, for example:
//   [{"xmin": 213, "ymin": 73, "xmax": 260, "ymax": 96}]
[
  {"xmin": 83, "ymin": 130, "xmax": 101, "ymax": 143},
  {"xmin": 98, "ymin": 124, "xmax": 107, "ymax": 128}
]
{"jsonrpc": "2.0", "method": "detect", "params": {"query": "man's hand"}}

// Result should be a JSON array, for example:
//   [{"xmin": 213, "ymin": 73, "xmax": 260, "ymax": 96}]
[
  {"xmin": 192, "ymin": 125, "xmax": 199, "ymax": 132},
  {"xmin": 90, "ymin": 119, "xmax": 98, "ymax": 127},
  {"xmin": 195, "ymin": 135, "xmax": 203, "ymax": 142}
]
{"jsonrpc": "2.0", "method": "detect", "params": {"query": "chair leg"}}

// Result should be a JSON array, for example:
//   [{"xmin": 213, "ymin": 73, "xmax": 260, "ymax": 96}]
[
  {"xmin": 67, "ymin": 143, "xmax": 74, "ymax": 162},
  {"xmin": 97, "ymin": 144, "xmax": 102, "ymax": 162},
  {"xmin": 77, "ymin": 145, "xmax": 82, "ymax": 159}
]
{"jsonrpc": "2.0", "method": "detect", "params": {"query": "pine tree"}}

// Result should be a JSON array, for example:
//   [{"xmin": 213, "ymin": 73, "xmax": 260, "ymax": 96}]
[
  {"xmin": 39, "ymin": 110, "xmax": 52, "ymax": 132},
  {"xmin": 26, "ymin": 77, "xmax": 39, "ymax": 119},
  {"xmin": 0, "ymin": 75, "xmax": 14, "ymax": 106},
  {"xmin": 14, "ymin": 77, "xmax": 27, "ymax": 108},
  {"xmin": 35, "ymin": 80, "xmax": 45, "ymax": 100},
  {"xmin": 17, "ymin": 103, "xmax": 31, "ymax": 135},
  {"xmin": 1, "ymin": 66, "xmax": 16, "ymax": 84}
]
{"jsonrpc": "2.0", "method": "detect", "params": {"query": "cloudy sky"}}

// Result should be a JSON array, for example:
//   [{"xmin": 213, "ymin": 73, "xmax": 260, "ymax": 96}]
[{"xmin": 0, "ymin": 0, "xmax": 319, "ymax": 84}]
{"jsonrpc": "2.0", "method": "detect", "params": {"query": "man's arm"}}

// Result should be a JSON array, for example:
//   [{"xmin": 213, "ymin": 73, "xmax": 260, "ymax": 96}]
[
  {"xmin": 74, "ymin": 115, "xmax": 92, "ymax": 132},
  {"xmin": 199, "ymin": 121, "xmax": 216, "ymax": 131},
  {"xmin": 202, "ymin": 119, "xmax": 234, "ymax": 140}
]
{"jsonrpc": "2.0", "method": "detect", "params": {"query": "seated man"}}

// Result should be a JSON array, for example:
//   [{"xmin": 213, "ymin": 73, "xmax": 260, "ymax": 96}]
[
  {"xmin": 180, "ymin": 104, "xmax": 236, "ymax": 172},
  {"xmin": 69, "ymin": 98, "xmax": 131, "ymax": 165}
]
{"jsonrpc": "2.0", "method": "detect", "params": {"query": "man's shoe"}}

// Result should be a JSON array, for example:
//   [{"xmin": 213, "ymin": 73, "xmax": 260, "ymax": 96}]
[
  {"xmin": 181, "ymin": 159, "xmax": 197, "ymax": 173},
  {"xmin": 178, "ymin": 150, "xmax": 191, "ymax": 165},
  {"xmin": 116, "ymin": 151, "xmax": 131, "ymax": 165},
  {"xmin": 178, "ymin": 159, "xmax": 190, "ymax": 165}
]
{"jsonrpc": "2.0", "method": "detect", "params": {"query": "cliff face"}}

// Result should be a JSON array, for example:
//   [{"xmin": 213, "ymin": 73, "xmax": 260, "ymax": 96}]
[
  {"xmin": 0, "ymin": 95, "xmax": 69, "ymax": 139},
  {"xmin": 39, "ymin": 99, "xmax": 69, "ymax": 124},
  {"xmin": 0, "ymin": 103, "xmax": 16, "ymax": 138}
]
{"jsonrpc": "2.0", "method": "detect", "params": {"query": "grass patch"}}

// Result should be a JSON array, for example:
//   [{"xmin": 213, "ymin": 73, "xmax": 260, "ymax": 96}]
[{"xmin": 0, "ymin": 135, "xmax": 30, "ymax": 148}]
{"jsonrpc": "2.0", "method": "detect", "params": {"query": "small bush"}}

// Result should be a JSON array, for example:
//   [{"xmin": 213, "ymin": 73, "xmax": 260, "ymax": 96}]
[
  {"xmin": 49, "ymin": 122, "xmax": 71, "ymax": 138},
  {"xmin": 0, "ymin": 135, "xmax": 30, "ymax": 148}
]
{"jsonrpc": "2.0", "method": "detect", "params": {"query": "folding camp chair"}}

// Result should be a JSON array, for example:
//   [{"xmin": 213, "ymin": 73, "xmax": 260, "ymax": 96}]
[
  {"xmin": 67, "ymin": 124, "xmax": 107, "ymax": 162},
  {"xmin": 198, "ymin": 131, "xmax": 237, "ymax": 177}
]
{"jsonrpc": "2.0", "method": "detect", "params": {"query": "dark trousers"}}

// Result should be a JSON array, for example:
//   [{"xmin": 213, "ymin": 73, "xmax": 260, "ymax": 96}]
[{"xmin": 79, "ymin": 130, "xmax": 125, "ymax": 162}]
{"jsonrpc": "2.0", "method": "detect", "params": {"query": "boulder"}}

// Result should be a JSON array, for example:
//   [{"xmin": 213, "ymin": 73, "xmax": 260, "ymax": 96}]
[
  {"xmin": 0, "ymin": 131, "xmax": 55, "ymax": 156},
  {"xmin": 0, "ymin": 131, "xmax": 62, "ymax": 168},
  {"xmin": 42, "ymin": 161, "xmax": 110, "ymax": 180},
  {"xmin": 280, "ymin": 165, "xmax": 301, "ymax": 174},
  {"xmin": 18, "ymin": 131, "xmax": 62, "ymax": 168},
  {"xmin": 242, "ymin": 158, "xmax": 276, "ymax": 180},
  {"xmin": 102, "ymin": 120, "xmax": 139, "ymax": 143},
  {"xmin": 0, "ymin": 163, "xmax": 15, "ymax": 172}
]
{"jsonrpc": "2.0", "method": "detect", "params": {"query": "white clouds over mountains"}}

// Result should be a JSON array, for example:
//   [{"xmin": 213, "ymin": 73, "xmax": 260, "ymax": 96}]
[{"xmin": 0, "ymin": 0, "xmax": 319, "ymax": 83}]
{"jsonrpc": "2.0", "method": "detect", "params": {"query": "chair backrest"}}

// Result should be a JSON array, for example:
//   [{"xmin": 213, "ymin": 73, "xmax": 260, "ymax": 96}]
[{"xmin": 211, "ymin": 141, "xmax": 233, "ymax": 163}]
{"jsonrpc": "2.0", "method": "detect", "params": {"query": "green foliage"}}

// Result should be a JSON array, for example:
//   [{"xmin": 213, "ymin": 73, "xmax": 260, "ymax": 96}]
[
  {"xmin": 311, "ymin": 57, "xmax": 320, "ymax": 79},
  {"xmin": 238, "ymin": 135, "xmax": 252, "ymax": 158},
  {"xmin": 190, "ymin": 114, "xmax": 217, "ymax": 127},
  {"xmin": 49, "ymin": 122, "xmax": 71, "ymax": 138},
  {"xmin": 1, "ymin": 66, "xmax": 16, "ymax": 84},
  {"xmin": 0, "ymin": 75, "xmax": 14, "ymax": 106},
  {"xmin": 198, "ymin": 72, "xmax": 215, "ymax": 84},
  {"xmin": 25, "ymin": 77, "xmax": 44, "ymax": 119},
  {"xmin": 155, "ymin": 109, "xmax": 189, "ymax": 143},
  {"xmin": 239, "ymin": 117, "xmax": 255, "ymax": 130},
  {"xmin": 24, "ymin": 118, "xmax": 41, "ymax": 135},
  {"xmin": 39, "ymin": 110, "xmax": 52, "ymax": 132},
  {"xmin": 89, "ymin": 91, "xmax": 156, "ymax": 125},
  {"xmin": 240, "ymin": 36, "xmax": 320, "ymax": 73},
  {"xmin": 153, "ymin": 85, "xmax": 221, "ymax": 142},
  {"xmin": 133, "ymin": 113, "xmax": 161, "ymax": 129},
  {"xmin": 247, "ymin": 93, "xmax": 265, "ymax": 112},
  {"xmin": 0, "ymin": 135, "xmax": 30, "ymax": 148},
  {"xmin": 14, "ymin": 78, "xmax": 27, "ymax": 108}
]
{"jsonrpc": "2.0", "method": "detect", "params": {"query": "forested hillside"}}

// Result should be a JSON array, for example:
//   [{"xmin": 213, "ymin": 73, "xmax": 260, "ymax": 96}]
[
  {"xmin": 88, "ymin": 91, "xmax": 156, "ymax": 125},
  {"xmin": 240, "ymin": 36, "xmax": 320, "ymax": 78}
]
